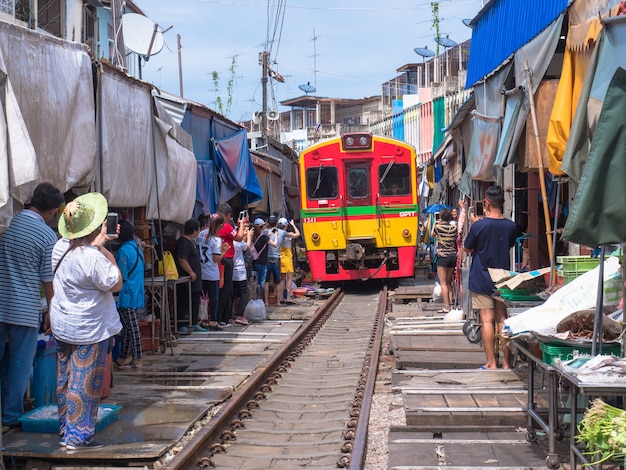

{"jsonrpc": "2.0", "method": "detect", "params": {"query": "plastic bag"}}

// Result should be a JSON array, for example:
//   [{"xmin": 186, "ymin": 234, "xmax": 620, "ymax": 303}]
[
  {"xmin": 244, "ymin": 299, "xmax": 266, "ymax": 323},
  {"xmin": 198, "ymin": 292, "xmax": 209, "ymax": 322},
  {"xmin": 158, "ymin": 251, "xmax": 179, "ymax": 280}
]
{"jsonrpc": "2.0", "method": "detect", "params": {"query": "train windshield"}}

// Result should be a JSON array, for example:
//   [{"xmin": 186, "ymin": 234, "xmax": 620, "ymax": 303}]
[
  {"xmin": 306, "ymin": 166, "xmax": 338, "ymax": 199},
  {"xmin": 378, "ymin": 163, "xmax": 411, "ymax": 196}
]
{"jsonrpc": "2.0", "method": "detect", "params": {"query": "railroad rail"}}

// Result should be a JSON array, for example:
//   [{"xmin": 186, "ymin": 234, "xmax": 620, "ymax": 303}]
[{"xmin": 165, "ymin": 287, "xmax": 387, "ymax": 469}]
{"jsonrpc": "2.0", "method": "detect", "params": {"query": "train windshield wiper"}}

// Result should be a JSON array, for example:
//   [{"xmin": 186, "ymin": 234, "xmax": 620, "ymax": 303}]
[
  {"xmin": 379, "ymin": 159, "xmax": 395, "ymax": 185},
  {"xmin": 312, "ymin": 164, "xmax": 323, "ymax": 196}
]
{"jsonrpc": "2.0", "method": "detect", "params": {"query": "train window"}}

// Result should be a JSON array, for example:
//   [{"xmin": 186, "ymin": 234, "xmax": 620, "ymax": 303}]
[
  {"xmin": 306, "ymin": 166, "xmax": 338, "ymax": 199},
  {"xmin": 378, "ymin": 163, "xmax": 411, "ymax": 196},
  {"xmin": 348, "ymin": 168, "xmax": 369, "ymax": 199}
]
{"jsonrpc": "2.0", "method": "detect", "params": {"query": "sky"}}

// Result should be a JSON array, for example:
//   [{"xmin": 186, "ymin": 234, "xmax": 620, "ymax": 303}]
[{"xmin": 136, "ymin": 1, "xmax": 485, "ymax": 124}]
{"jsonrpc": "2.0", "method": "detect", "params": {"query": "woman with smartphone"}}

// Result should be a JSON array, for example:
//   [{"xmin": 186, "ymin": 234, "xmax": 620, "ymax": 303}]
[
  {"xmin": 431, "ymin": 208, "xmax": 457, "ymax": 313},
  {"xmin": 49, "ymin": 192, "xmax": 122, "ymax": 450}
]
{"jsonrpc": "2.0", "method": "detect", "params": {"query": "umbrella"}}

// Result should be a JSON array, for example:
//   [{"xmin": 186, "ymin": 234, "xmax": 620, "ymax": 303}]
[{"xmin": 422, "ymin": 203, "xmax": 451, "ymax": 214}]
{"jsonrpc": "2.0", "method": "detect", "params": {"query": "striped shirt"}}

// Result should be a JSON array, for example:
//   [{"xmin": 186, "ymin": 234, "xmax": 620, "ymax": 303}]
[
  {"xmin": 433, "ymin": 222, "xmax": 458, "ymax": 258},
  {"xmin": 0, "ymin": 210, "xmax": 57, "ymax": 328}
]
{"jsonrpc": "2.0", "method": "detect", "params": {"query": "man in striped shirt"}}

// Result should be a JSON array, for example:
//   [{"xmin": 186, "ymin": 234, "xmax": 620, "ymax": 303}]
[{"xmin": 0, "ymin": 182, "xmax": 64, "ymax": 428}]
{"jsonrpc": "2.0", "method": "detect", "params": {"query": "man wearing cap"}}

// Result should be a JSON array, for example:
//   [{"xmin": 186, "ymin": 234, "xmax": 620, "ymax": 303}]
[
  {"xmin": 216, "ymin": 203, "xmax": 246, "ymax": 325},
  {"xmin": 0, "ymin": 182, "xmax": 65, "ymax": 429},
  {"xmin": 251, "ymin": 218, "xmax": 270, "ymax": 303},
  {"xmin": 264, "ymin": 216, "xmax": 286, "ymax": 305}
]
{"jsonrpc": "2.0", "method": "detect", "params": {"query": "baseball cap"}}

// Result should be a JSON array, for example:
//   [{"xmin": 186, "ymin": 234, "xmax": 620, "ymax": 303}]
[
  {"xmin": 278, "ymin": 217, "xmax": 288, "ymax": 227},
  {"xmin": 268, "ymin": 215, "xmax": 278, "ymax": 226},
  {"xmin": 254, "ymin": 218, "xmax": 265, "ymax": 226}
]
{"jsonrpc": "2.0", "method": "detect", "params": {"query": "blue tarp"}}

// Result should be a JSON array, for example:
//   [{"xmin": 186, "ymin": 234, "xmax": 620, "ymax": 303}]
[{"xmin": 213, "ymin": 129, "xmax": 263, "ymax": 205}]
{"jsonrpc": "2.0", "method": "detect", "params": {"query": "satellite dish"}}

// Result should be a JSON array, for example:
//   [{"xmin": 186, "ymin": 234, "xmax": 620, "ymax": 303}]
[
  {"xmin": 252, "ymin": 112, "xmax": 262, "ymax": 125},
  {"xmin": 122, "ymin": 13, "xmax": 164, "ymax": 57},
  {"xmin": 267, "ymin": 110, "xmax": 280, "ymax": 121},
  {"xmin": 462, "ymin": 18, "xmax": 472, "ymax": 27},
  {"xmin": 414, "ymin": 46, "xmax": 435, "ymax": 59},
  {"xmin": 298, "ymin": 82, "xmax": 316, "ymax": 95},
  {"xmin": 435, "ymin": 35, "xmax": 457, "ymax": 48}
]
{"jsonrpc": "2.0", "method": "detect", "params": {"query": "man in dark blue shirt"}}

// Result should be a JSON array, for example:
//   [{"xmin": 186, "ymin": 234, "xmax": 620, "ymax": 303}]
[{"xmin": 464, "ymin": 185, "xmax": 520, "ymax": 370}]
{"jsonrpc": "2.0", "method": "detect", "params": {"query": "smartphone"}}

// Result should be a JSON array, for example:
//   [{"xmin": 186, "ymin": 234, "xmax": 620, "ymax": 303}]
[
  {"xmin": 474, "ymin": 201, "xmax": 484, "ymax": 217},
  {"xmin": 238, "ymin": 209, "xmax": 248, "ymax": 221},
  {"xmin": 106, "ymin": 212, "xmax": 118, "ymax": 236}
]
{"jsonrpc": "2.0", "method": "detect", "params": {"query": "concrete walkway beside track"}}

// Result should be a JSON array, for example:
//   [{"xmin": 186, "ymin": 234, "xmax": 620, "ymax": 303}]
[{"xmin": 1, "ymin": 299, "xmax": 320, "ymax": 466}]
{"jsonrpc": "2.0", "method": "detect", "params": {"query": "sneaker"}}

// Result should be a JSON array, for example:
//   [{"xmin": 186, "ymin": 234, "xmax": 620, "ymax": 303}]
[
  {"xmin": 219, "ymin": 321, "xmax": 232, "ymax": 328},
  {"xmin": 193, "ymin": 324, "xmax": 207, "ymax": 332},
  {"xmin": 178, "ymin": 326, "xmax": 191, "ymax": 335},
  {"xmin": 66, "ymin": 439, "xmax": 104, "ymax": 450},
  {"xmin": 59, "ymin": 441, "xmax": 67, "ymax": 447}
]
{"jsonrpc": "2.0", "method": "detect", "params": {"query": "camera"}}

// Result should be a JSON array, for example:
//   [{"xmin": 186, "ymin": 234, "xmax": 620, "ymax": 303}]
[
  {"xmin": 106, "ymin": 212, "xmax": 118, "ymax": 236},
  {"xmin": 474, "ymin": 201, "xmax": 484, "ymax": 217}
]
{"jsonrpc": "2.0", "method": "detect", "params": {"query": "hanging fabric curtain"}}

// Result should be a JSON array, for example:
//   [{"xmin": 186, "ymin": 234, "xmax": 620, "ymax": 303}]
[
  {"xmin": 196, "ymin": 160, "xmax": 219, "ymax": 216},
  {"xmin": 562, "ymin": 15, "xmax": 626, "ymax": 181},
  {"xmin": 469, "ymin": 111, "xmax": 501, "ymax": 181},
  {"xmin": 213, "ymin": 128, "xmax": 263, "ymax": 205},
  {"xmin": 562, "ymin": 66, "xmax": 626, "ymax": 245}
]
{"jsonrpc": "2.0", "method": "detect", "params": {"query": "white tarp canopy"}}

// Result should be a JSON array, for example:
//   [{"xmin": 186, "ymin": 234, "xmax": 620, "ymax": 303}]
[
  {"xmin": 0, "ymin": 20, "xmax": 96, "ymax": 203},
  {"xmin": 96, "ymin": 62, "xmax": 196, "ymax": 224},
  {"xmin": 96, "ymin": 62, "xmax": 154, "ymax": 207}
]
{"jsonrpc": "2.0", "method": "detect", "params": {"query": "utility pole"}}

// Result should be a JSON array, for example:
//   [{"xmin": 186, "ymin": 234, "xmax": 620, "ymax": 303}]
[
  {"xmin": 260, "ymin": 51, "xmax": 269, "ymax": 137},
  {"xmin": 177, "ymin": 34, "xmax": 184, "ymax": 97}
]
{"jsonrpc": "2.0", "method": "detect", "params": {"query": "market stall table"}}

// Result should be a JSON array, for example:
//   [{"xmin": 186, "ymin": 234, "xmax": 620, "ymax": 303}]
[
  {"xmin": 556, "ymin": 366, "xmax": 626, "ymax": 469},
  {"xmin": 509, "ymin": 339, "xmax": 562, "ymax": 469},
  {"xmin": 144, "ymin": 276, "xmax": 192, "ymax": 353}
]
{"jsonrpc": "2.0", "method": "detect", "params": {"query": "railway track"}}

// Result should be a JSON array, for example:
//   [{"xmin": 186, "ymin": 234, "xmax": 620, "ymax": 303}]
[{"xmin": 165, "ymin": 287, "xmax": 387, "ymax": 469}]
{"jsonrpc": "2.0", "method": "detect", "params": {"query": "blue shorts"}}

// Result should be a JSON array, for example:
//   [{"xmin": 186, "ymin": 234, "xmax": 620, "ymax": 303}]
[
  {"xmin": 254, "ymin": 263, "xmax": 268, "ymax": 290},
  {"xmin": 267, "ymin": 260, "xmax": 281, "ymax": 284}
]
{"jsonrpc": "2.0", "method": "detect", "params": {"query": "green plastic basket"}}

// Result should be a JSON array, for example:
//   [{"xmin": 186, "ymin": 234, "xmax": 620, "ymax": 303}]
[{"xmin": 539, "ymin": 342, "xmax": 621, "ymax": 365}]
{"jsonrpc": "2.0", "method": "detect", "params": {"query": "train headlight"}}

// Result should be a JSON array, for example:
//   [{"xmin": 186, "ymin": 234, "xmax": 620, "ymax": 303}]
[
  {"xmin": 345, "ymin": 136, "xmax": 355, "ymax": 146},
  {"xmin": 359, "ymin": 136, "xmax": 368, "ymax": 146},
  {"xmin": 311, "ymin": 232, "xmax": 320, "ymax": 242},
  {"xmin": 402, "ymin": 229, "xmax": 411, "ymax": 238}
]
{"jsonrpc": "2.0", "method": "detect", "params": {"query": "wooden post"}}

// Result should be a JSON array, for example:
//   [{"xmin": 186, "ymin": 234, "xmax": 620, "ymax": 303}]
[{"xmin": 524, "ymin": 61, "xmax": 553, "ymax": 268}]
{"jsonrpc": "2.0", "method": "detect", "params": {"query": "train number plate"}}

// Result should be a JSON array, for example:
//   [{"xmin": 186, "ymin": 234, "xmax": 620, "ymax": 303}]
[
  {"xmin": 399, "ymin": 211, "xmax": 417, "ymax": 217},
  {"xmin": 303, "ymin": 217, "xmax": 317, "ymax": 223}
]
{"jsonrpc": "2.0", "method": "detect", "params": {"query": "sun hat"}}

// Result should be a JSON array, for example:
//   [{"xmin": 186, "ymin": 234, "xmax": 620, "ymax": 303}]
[
  {"xmin": 278, "ymin": 217, "xmax": 288, "ymax": 227},
  {"xmin": 254, "ymin": 218, "xmax": 265, "ymax": 226},
  {"xmin": 58, "ymin": 192, "xmax": 108, "ymax": 240}
]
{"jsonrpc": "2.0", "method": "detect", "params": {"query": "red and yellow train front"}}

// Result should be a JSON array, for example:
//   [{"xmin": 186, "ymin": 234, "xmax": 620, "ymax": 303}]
[{"xmin": 299, "ymin": 133, "xmax": 419, "ymax": 282}]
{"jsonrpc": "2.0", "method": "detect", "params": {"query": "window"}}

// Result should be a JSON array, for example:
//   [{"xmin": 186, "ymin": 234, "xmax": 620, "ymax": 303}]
[
  {"xmin": 378, "ymin": 163, "xmax": 411, "ymax": 196},
  {"xmin": 348, "ymin": 168, "xmax": 369, "ymax": 199},
  {"xmin": 306, "ymin": 166, "xmax": 338, "ymax": 200}
]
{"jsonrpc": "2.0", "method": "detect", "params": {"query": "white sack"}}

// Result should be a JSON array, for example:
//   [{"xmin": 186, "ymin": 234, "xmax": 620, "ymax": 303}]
[{"xmin": 503, "ymin": 256, "xmax": 623, "ymax": 337}]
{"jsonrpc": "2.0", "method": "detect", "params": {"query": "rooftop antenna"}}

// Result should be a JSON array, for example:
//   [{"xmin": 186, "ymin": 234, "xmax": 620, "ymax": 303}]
[
  {"xmin": 434, "ymin": 34, "xmax": 457, "ymax": 78},
  {"xmin": 122, "ymin": 13, "xmax": 171, "ymax": 80},
  {"xmin": 309, "ymin": 28, "xmax": 321, "ymax": 90},
  {"xmin": 298, "ymin": 82, "xmax": 316, "ymax": 95},
  {"xmin": 414, "ymin": 46, "xmax": 435, "ymax": 88}
]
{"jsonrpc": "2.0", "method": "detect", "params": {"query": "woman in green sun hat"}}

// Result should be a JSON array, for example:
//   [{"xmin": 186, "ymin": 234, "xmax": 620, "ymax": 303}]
[{"xmin": 49, "ymin": 192, "xmax": 123, "ymax": 450}]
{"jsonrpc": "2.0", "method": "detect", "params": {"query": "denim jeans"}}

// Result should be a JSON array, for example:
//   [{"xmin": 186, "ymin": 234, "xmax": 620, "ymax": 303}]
[{"xmin": 0, "ymin": 322, "xmax": 38, "ymax": 425}]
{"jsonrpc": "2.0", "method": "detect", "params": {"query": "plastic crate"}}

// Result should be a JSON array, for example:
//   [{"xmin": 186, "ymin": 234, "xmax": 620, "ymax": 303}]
[
  {"xmin": 1, "ymin": 338, "xmax": 57, "ymax": 408},
  {"xmin": 556, "ymin": 256, "xmax": 600, "ymax": 272},
  {"xmin": 498, "ymin": 288, "xmax": 541, "ymax": 302},
  {"xmin": 539, "ymin": 342, "xmax": 621, "ymax": 365},
  {"xmin": 18, "ymin": 404, "xmax": 121, "ymax": 433}
]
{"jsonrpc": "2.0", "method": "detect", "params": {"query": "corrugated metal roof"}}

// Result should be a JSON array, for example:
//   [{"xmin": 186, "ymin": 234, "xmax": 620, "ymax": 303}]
[{"xmin": 466, "ymin": 0, "xmax": 570, "ymax": 87}]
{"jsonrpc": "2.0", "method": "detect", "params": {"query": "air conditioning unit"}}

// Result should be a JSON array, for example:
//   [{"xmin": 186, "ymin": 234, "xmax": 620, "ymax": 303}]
[{"xmin": 267, "ymin": 110, "xmax": 280, "ymax": 121}]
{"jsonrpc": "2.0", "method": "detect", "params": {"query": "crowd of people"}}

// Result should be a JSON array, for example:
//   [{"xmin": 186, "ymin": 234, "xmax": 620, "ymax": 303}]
[
  {"xmin": 0, "ymin": 182, "xmax": 300, "ymax": 448},
  {"xmin": 175, "ymin": 202, "xmax": 301, "ymax": 334}
]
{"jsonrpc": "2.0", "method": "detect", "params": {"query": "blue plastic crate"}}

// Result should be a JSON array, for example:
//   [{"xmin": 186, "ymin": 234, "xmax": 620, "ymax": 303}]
[
  {"xmin": 18, "ymin": 404, "xmax": 121, "ymax": 433},
  {"xmin": 0, "ymin": 338, "xmax": 57, "ymax": 409}
]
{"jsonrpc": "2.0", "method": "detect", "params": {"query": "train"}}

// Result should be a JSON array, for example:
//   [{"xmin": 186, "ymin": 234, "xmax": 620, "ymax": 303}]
[{"xmin": 299, "ymin": 132, "xmax": 419, "ymax": 282}]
